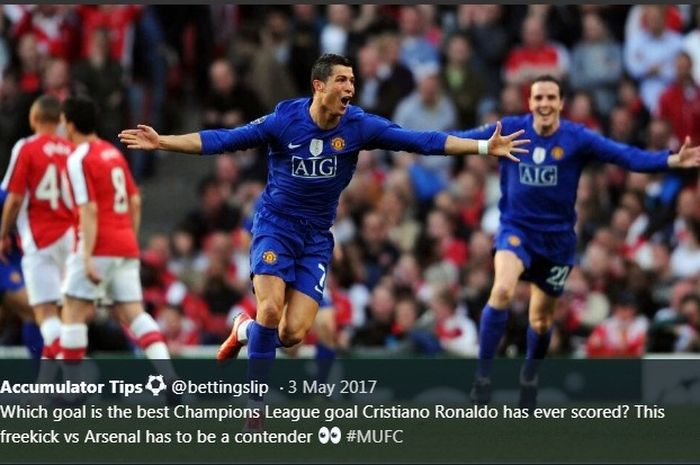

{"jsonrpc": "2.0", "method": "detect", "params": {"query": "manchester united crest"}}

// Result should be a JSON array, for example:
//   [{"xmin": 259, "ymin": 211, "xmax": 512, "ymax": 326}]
[
  {"xmin": 331, "ymin": 137, "xmax": 345, "ymax": 152},
  {"xmin": 552, "ymin": 146, "xmax": 565, "ymax": 160},
  {"xmin": 262, "ymin": 250, "xmax": 277, "ymax": 265}
]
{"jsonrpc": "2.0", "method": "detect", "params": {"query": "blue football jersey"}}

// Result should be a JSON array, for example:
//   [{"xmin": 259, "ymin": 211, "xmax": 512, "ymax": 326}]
[
  {"xmin": 453, "ymin": 114, "xmax": 670, "ymax": 232},
  {"xmin": 200, "ymin": 98, "xmax": 447, "ymax": 229}
]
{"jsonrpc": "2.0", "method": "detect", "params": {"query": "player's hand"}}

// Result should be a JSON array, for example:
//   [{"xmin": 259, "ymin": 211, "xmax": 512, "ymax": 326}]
[
  {"xmin": 487, "ymin": 121, "xmax": 530, "ymax": 162},
  {"xmin": 671, "ymin": 136, "xmax": 700, "ymax": 168},
  {"xmin": 118, "ymin": 124, "xmax": 160, "ymax": 151},
  {"xmin": 84, "ymin": 257, "xmax": 102, "ymax": 285}
]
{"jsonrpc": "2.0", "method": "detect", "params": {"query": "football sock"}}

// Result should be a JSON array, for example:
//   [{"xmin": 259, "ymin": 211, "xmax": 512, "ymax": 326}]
[
  {"xmin": 267, "ymin": 327, "xmax": 296, "ymax": 349},
  {"xmin": 477, "ymin": 305, "xmax": 509, "ymax": 379},
  {"xmin": 130, "ymin": 313, "xmax": 177, "ymax": 381},
  {"xmin": 22, "ymin": 322, "xmax": 43, "ymax": 360},
  {"xmin": 241, "ymin": 318, "xmax": 283, "ymax": 347},
  {"xmin": 247, "ymin": 322, "xmax": 278, "ymax": 401},
  {"xmin": 238, "ymin": 318, "xmax": 253, "ymax": 343},
  {"xmin": 274, "ymin": 331, "xmax": 284, "ymax": 348},
  {"xmin": 57, "ymin": 324, "xmax": 89, "ymax": 395},
  {"xmin": 315, "ymin": 343, "xmax": 336, "ymax": 384},
  {"xmin": 59, "ymin": 324, "xmax": 88, "ymax": 361},
  {"xmin": 36, "ymin": 318, "xmax": 61, "ymax": 382},
  {"xmin": 39, "ymin": 316, "xmax": 61, "ymax": 359},
  {"xmin": 522, "ymin": 326, "xmax": 552, "ymax": 383},
  {"xmin": 130, "ymin": 313, "xmax": 169, "ymax": 359}
]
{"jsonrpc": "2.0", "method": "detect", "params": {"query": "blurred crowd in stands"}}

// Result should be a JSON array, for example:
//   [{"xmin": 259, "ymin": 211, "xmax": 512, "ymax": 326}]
[{"xmin": 2, "ymin": 4, "xmax": 700, "ymax": 358}]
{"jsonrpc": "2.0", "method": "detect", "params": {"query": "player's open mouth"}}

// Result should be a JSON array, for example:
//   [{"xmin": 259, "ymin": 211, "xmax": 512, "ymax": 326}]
[{"xmin": 340, "ymin": 96, "xmax": 351, "ymax": 107}]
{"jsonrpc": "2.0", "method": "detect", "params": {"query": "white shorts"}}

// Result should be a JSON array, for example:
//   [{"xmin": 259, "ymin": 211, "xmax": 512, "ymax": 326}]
[
  {"xmin": 63, "ymin": 254, "xmax": 142, "ymax": 303},
  {"xmin": 22, "ymin": 229, "xmax": 74, "ymax": 306}
]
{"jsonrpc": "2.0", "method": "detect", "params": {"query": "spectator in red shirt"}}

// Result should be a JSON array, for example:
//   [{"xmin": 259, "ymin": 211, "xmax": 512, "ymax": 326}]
[
  {"xmin": 586, "ymin": 292, "xmax": 648, "ymax": 357},
  {"xmin": 426, "ymin": 208, "xmax": 468, "ymax": 268},
  {"xmin": 432, "ymin": 287, "xmax": 479, "ymax": 357},
  {"xmin": 453, "ymin": 170, "xmax": 485, "ymax": 232},
  {"xmin": 12, "ymin": 5, "xmax": 79, "ymax": 62},
  {"xmin": 76, "ymin": 5, "xmax": 142, "ymax": 67},
  {"xmin": 657, "ymin": 52, "xmax": 700, "ymax": 147},
  {"xmin": 504, "ymin": 14, "xmax": 569, "ymax": 103},
  {"xmin": 157, "ymin": 304, "xmax": 200, "ymax": 356}
]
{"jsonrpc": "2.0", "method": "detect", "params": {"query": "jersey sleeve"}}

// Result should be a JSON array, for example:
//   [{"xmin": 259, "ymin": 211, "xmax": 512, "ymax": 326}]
[
  {"xmin": 67, "ymin": 145, "xmax": 94, "ymax": 206},
  {"xmin": 583, "ymin": 128, "xmax": 670, "ymax": 172},
  {"xmin": 447, "ymin": 123, "xmax": 497, "ymax": 141},
  {"xmin": 1, "ymin": 139, "xmax": 29, "ymax": 194},
  {"xmin": 360, "ymin": 113, "xmax": 447, "ymax": 155},
  {"xmin": 199, "ymin": 112, "xmax": 277, "ymax": 155}
]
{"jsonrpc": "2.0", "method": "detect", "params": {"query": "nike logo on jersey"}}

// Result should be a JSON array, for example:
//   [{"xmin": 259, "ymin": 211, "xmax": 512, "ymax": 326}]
[{"xmin": 288, "ymin": 142, "xmax": 302, "ymax": 149}]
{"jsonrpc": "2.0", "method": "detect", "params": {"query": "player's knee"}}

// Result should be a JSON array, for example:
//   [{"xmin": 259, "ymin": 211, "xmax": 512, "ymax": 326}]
[
  {"xmin": 256, "ymin": 299, "xmax": 284, "ymax": 326},
  {"xmin": 278, "ymin": 326, "xmax": 304, "ymax": 347},
  {"xmin": 33, "ymin": 303, "xmax": 59, "ymax": 323},
  {"xmin": 489, "ymin": 283, "xmax": 515, "ymax": 307},
  {"xmin": 529, "ymin": 317, "xmax": 552, "ymax": 334}
]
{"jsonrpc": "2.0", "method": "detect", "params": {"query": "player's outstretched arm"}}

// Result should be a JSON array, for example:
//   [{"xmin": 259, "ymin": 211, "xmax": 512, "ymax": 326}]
[
  {"xmin": 118, "ymin": 125, "xmax": 202, "ymax": 155},
  {"xmin": 444, "ymin": 122, "xmax": 529, "ymax": 162},
  {"xmin": 668, "ymin": 136, "xmax": 700, "ymax": 169}
]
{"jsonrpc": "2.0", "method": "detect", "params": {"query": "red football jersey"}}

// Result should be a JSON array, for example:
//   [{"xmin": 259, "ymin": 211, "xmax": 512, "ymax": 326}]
[
  {"xmin": 2, "ymin": 134, "xmax": 76, "ymax": 253},
  {"xmin": 67, "ymin": 139, "xmax": 139, "ymax": 258}
]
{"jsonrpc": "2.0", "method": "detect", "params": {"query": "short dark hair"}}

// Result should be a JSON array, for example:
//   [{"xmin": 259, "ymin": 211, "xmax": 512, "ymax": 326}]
[
  {"xmin": 310, "ymin": 53, "xmax": 352, "ymax": 93},
  {"xmin": 532, "ymin": 75, "xmax": 564, "ymax": 98},
  {"xmin": 612, "ymin": 290, "xmax": 637, "ymax": 309},
  {"xmin": 33, "ymin": 94, "xmax": 61, "ymax": 124},
  {"xmin": 62, "ymin": 95, "xmax": 98, "ymax": 135}
]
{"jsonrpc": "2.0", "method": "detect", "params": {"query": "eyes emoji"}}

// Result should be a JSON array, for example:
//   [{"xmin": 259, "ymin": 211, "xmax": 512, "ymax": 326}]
[
  {"xmin": 318, "ymin": 427, "xmax": 329, "ymax": 444},
  {"xmin": 318, "ymin": 426, "xmax": 341, "ymax": 444}
]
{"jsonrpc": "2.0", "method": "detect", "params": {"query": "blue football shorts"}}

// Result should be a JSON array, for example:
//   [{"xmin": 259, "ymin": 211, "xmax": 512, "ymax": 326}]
[
  {"xmin": 494, "ymin": 222, "xmax": 576, "ymax": 297},
  {"xmin": 0, "ymin": 250, "xmax": 25, "ymax": 294},
  {"xmin": 250, "ymin": 206, "xmax": 334, "ymax": 305}
]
